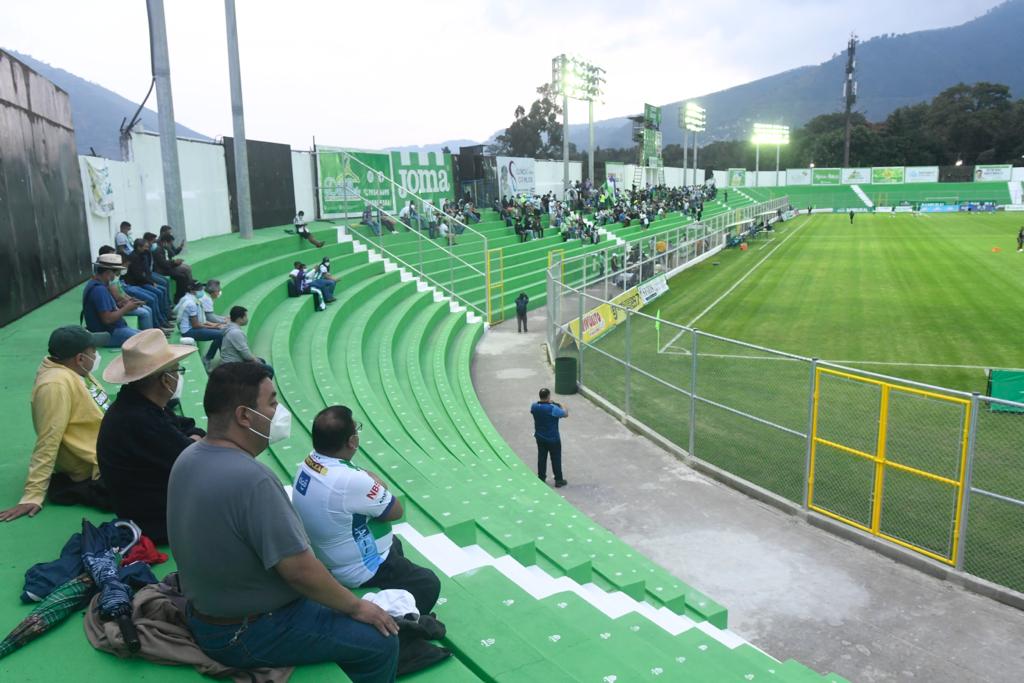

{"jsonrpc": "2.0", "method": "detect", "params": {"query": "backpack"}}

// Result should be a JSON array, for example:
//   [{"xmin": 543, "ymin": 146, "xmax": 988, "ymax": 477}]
[{"xmin": 286, "ymin": 278, "xmax": 300, "ymax": 298}]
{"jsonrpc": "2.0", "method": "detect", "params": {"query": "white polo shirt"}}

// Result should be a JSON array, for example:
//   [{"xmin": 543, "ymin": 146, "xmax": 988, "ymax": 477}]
[{"xmin": 292, "ymin": 451, "xmax": 395, "ymax": 586}]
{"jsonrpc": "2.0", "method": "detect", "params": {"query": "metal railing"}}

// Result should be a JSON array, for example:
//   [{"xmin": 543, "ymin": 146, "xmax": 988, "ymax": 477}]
[{"xmin": 547, "ymin": 221, "xmax": 1024, "ymax": 599}]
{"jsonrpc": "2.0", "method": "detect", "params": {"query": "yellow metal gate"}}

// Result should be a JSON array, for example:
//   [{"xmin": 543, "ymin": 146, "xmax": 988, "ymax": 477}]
[{"xmin": 808, "ymin": 367, "xmax": 971, "ymax": 565}]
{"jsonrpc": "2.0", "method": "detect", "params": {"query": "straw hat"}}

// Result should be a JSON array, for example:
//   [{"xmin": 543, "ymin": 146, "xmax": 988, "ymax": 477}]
[
  {"xmin": 103, "ymin": 329, "xmax": 196, "ymax": 384},
  {"xmin": 93, "ymin": 253, "xmax": 126, "ymax": 271}
]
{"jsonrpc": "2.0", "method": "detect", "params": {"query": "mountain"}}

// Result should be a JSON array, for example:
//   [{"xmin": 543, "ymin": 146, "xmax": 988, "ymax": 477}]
[
  {"xmin": 554, "ymin": 0, "xmax": 1024, "ymax": 151},
  {"xmin": 7, "ymin": 49, "xmax": 210, "ymax": 159}
]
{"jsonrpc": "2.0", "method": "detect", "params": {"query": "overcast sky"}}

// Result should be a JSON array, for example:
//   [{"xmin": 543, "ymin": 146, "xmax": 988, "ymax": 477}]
[{"xmin": 1, "ymin": 0, "xmax": 1006, "ymax": 149}]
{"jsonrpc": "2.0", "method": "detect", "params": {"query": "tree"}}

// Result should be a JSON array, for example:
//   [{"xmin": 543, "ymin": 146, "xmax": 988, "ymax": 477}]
[{"xmin": 491, "ymin": 84, "xmax": 564, "ymax": 159}]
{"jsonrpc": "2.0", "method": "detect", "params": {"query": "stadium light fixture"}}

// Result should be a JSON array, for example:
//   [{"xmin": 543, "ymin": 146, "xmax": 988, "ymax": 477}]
[
  {"xmin": 955, "ymin": 159, "xmax": 964, "ymax": 167},
  {"xmin": 552, "ymin": 54, "xmax": 605, "ymax": 194},
  {"xmin": 752, "ymin": 123, "xmax": 789, "ymax": 187},
  {"xmin": 679, "ymin": 103, "xmax": 707, "ymax": 185}
]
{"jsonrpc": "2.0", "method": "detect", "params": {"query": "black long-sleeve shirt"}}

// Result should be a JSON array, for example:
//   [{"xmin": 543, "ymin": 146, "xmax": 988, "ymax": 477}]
[{"xmin": 97, "ymin": 383, "xmax": 205, "ymax": 542}]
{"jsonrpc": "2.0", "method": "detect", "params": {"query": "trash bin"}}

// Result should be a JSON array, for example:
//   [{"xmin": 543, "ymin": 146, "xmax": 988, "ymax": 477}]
[{"xmin": 554, "ymin": 356, "xmax": 578, "ymax": 395}]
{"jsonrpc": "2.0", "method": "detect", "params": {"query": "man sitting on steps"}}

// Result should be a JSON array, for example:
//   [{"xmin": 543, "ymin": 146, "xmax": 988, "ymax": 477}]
[{"xmin": 292, "ymin": 405, "xmax": 441, "ymax": 615}]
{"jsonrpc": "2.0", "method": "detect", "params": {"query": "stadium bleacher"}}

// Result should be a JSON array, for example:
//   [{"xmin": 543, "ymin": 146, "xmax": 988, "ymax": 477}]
[
  {"xmin": 740, "ymin": 181, "xmax": 1014, "ymax": 209},
  {"xmin": 0, "ymin": 223, "xmax": 849, "ymax": 681}
]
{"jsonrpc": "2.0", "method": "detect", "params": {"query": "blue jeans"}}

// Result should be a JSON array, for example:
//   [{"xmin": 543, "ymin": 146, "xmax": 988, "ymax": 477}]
[
  {"xmin": 124, "ymin": 286, "xmax": 166, "ymax": 325},
  {"xmin": 125, "ymin": 305, "xmax": 154, "ymax": 330},
  {"xmin": 150, "ymin": 273, "xmax": 171, "ymax": 304},
  {"xmin": 183, "ymin": 327, "xmax": 224, "ymax": 360},
  {"xmin": 105, "ymin": 326, "xmax": 140, "ymax": 348},
  {"xmin": 186, "ymin": 599, "xmax": 398, "ymax": 683},
  {"xmin": 310, "ymin": 279, "xmax": 336, "ymax": 301},
  {"xmin": 361, "ymin": 219, "xmax": 381, "ymax": 237}
]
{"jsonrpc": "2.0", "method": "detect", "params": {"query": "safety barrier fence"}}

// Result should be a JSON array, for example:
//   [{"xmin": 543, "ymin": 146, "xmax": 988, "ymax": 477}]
[{"xmin": 546, "ymin": 236, "xmax": 1024, "ymax": 598}]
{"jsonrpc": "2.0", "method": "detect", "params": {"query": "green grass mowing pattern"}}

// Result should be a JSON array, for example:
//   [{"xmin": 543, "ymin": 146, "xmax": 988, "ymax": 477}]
[{"xmin": 577, "ymin": 212, "xmax": 1024, "ymax": 591}]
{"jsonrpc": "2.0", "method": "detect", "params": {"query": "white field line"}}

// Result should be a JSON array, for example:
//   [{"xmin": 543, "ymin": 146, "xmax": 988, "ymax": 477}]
[{"xmin": 685, "ymin": 216, "xmax": 813, "ymax": 328}]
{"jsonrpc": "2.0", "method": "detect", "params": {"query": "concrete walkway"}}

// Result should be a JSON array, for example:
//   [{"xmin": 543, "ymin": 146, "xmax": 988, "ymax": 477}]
[{"xmin": 471, "ymin": 308, "xmax": 1024, "ymax": 683}]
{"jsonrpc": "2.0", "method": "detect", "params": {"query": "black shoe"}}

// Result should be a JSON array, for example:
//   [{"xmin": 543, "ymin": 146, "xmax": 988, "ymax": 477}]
[{"xmin": 555, "ymin": 479, "xmax": 568, "ymax": 488}]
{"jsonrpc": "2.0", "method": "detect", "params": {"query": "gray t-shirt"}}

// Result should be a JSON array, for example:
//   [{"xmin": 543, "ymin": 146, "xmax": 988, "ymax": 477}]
[
  {"xmin": 167, "ymin": 440, "xmax": 309, "ymax": 617},
  {"xmin": 220, "ymin": 323, "xmax": 255, "ymax": 363}
]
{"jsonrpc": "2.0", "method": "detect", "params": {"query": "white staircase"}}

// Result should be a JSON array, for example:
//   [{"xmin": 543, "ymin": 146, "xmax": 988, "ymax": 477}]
[
  {"xmin": 850, "ymin": 184, "xmax": 874, "ymax": 208},
  {"xmin": 1009, "ymin": 181, "xmax": 1023, "ymax": 206}
]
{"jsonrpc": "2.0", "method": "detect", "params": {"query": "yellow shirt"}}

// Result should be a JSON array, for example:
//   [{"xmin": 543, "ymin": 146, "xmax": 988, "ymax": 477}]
[{"xmin": 20, "ymin": 357, "xmax": 108, "ymax": 506}]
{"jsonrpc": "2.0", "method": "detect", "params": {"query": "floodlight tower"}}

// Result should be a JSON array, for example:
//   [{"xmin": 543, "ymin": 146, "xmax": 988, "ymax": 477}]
[
  {"xmin": 753, "ymin": 124, "xmax": 790, "ymax": 187},
  {"xmin": 552, "ymin": 55, "xmax": 605, "ymax": 197},
  {"xmin": 843, "ymin": 34, "xmax": 858, "ymax": 168},
  {"xmin": 683, "ymin": 103, "xmax": 706, "ymax": 186}
]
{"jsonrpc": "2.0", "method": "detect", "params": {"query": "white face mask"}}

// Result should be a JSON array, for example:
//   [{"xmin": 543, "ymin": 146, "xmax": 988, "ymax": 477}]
[
  {"xmin": 246, "ymin": 404, "xmax": 292, "ymax": 445},
  {"xmin": 83, "ymin": 352, "xmax": 101, "ymax": 375},
  {"xmin": 163, "ymin": 371, "xmax": 183, "ymax": 400}
]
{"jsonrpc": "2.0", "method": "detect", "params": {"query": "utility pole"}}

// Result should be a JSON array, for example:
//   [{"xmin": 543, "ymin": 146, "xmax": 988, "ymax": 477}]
[
  {"xmin": 225, "ymin": 0, "xmax": 253, "ymax": 238},
  {"xmin": 842, "ymin": 34, "xmax": 858, "ymax": 168},
  {"xmin": 146, "ymin": 0, "xmax": 186, "ymax": 235}
]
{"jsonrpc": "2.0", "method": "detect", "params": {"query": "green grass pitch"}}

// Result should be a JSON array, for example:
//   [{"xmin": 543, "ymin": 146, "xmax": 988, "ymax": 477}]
[{"xmin": 577, "ymin": 211, "xmax": 1024, "ymax": 592}]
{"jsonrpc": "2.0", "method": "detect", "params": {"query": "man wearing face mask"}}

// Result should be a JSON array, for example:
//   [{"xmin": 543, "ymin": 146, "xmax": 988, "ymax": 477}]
[
  {"xmin": 97, "ymin": 329, "xmax": 206, "ymax": 543},
  {"xmin": 0, "ymin": 326, "xmax": 114, "ymax": 522},
  {"xmin": 167, "ymin": 363, "xmax": 399, "ymax": 682}
]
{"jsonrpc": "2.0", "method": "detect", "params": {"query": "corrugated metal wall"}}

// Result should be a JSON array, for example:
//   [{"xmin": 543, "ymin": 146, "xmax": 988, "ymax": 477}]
[{"xmin": 0, "ymin": 50, "xmax": 91, "ymax": 326}]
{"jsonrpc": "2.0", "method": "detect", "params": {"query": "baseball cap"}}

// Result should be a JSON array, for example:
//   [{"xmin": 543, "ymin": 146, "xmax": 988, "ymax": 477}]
[{"xmin": 48, "ymin": 326, "xmax": 110, "ymax": 359}]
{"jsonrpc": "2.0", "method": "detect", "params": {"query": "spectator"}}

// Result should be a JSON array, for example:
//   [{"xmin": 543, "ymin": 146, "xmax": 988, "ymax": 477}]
[
  {"xmin": 377, "ymin": 205, "xmax": 397, "ymax": 234},
  {"xmin": 99, "ymin": 247, "xmax": 170, "ymax": 332},
  {"xmin": 220, "ymin": 305, "xmax": 274, "ymax": 378},
  {"xmin": 98, "ymin": 329, "xmax": 205, "ymax": 542},
  {"xmin": 293, "ymin": 405, "xmax": 441, "ymax": 615},
  {"xmin": 154, "ymin": 233, "xmax": 193, "ymax": 303},
  {"xmin": 201, "ymin": 280, "xmax": 228, "ymax": 325},
  {"xmin": 159, "ymin": 224, "xmax": 186, "ymax": 255},
  {"xmin": 515, "ymin": 292, "xmax": 529, "ymax": 333},
  {"xmin": 290, "ymin": 261, "xmax": 337, "ymax": 303},
  {"xmin": 167, "ymin": 363, "xmax": 399, "ymax": 681},
  {"xmin": 83, "ymin": 253, "xmax": 143, "ymax": 348},
  {"xmin": 313, "ymin": 257, "xmax": 340, "ymax": 283},
  {"xmin": 124, "ymin": 239, "xmax": 172, "ymax": 325},
  {"xmin": 294, "ymin": 210, "xmax": 325, "ymax": 248},
  {"xmin": 0, "ymin": 326, "xmax": 114, "ymax": 522},
  {"xmin": 141, "ymin": 232, "xmax": 173, "ymax": 304},
  {"xmin": 531, "ymin": 388, "xmax": 568, "ymax": 488},
  {"xmin": 114, "ymin": 221, "xmax": 134, "ymax": 256},
  {"xmin": 360, "ymin": 204, "xmax": 381, "ymax": 237},
  {"xmin": 177, "ymin": 280, "xmax": 227, "ymax": 372}
]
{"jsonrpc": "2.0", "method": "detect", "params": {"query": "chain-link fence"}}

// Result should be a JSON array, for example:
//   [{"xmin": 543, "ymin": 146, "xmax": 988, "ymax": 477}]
[{"xmin": 548, "ymin": 245, "xmax": 1024, "ymax": 598}]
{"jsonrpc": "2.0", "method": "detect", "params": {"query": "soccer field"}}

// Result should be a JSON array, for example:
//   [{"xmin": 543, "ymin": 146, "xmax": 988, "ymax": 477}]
[
  {"xmin": 652, "ymin": 211, "xmax": 1024, "ymax": 392},
  {"xmin": 574, "ymin": 210, "xmax": 1024, "ymax": 592}
]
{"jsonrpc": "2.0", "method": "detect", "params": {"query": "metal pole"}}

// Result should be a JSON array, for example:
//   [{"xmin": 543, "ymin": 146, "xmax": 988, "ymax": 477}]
[
  {"xmin": 775, "ymin": 144, "xmax": 781, "ymax": 188},
  {"xmin": 563, "ymin": 94, "xmax": 570, "ymax": 199},
  {"xmin": 803, "ymin": 358, "xmax": 820, "ymax": 509},
  {"xmin": 755, "ymin": 144, "xmax": 760, "ymax": 187},
  {"xmin": 588, "ymin": 98, "xmax": 595, "ymax": 187},
  {"xmin": 624, "ymin": 310, "xmax": 632, "ymax": 418},
  {"xmin": 577, "ymin": 280, "xmax": 584, "ymax": 384},
  {"xmin": 955, "ymin": 393, "xmax": 981, "ymax": 570},
  {"xmin": 688, "ymin": 329, "xmax": 699, "ymax": 457},
  {"xmin": 692, "ymin": 131, "xmax": 699, "ymax": 186},
  {"xmin": 146, "ymin": 0, "xmax": 186, "ymax": 235},
  {"xmin": 682, "ymin": 130, "xmax": 688, "ymax": 185},
  {"xmin": 224, "ymin": 0, "xmax": 253, "ymax": 239}
]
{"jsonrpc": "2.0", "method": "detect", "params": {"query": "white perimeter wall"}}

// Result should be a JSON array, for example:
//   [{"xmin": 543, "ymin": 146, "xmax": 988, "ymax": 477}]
[
  {"xmin": 291, "ymin": 150, "xmax": 316, "ymax": 215},
  {"xmin": 79, "ymin": 158, "xmax": 148, "ymax": 259},
  {"xmin": 534, "ymin": 160, "xmax": 582, "ymax": 197},
  {"xmin": 129, "ymin": 132, "xmax": 231, "ymax": 241}
]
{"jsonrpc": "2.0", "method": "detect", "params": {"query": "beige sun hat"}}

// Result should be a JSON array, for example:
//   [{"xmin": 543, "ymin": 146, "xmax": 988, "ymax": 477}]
[
  {"xmin": 93, "ymin": 253, "xmax": 127, "ymax": 271},
  {"xmin": 103, "ymin": 328, "xmax": 197, "ymax": 384}
]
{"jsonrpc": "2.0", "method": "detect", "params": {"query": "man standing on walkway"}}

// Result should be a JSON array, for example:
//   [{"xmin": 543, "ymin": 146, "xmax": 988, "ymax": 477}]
[
  {"xmin": 531, "ymin": 388, "xmax": 568, "ymax": 488},
  {"xmin": 515, "ymin": 292, "xmax": 529, "ymax": 333}
]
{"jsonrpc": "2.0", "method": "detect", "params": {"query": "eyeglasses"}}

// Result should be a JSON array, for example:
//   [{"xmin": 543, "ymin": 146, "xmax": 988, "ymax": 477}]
[
  {"xmin": 165, "ymin": 367, "xmax": 187, "ymax": 375},
  {"xmin": 354, "ymin": 421, "xmax": 363, "ymax": 432}
]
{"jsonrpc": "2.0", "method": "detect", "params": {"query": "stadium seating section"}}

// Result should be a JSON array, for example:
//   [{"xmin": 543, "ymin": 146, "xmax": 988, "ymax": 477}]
[
  {"xmin": 742, "ymin": 181, "xmax": 1014, "ymax": 209},
  {"xmin": 0, "ymin": 216, "xmax": 858, "ymax": 681}
]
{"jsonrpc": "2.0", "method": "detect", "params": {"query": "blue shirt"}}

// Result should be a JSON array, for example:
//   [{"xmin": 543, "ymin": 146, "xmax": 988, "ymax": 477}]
[
  {"xmin": 531, "ymin": 401, "xmax": 566, "ymax": 442},
  {"xmin": 83, "ymin": 280, "xmax": 125, "ymax": 333}
]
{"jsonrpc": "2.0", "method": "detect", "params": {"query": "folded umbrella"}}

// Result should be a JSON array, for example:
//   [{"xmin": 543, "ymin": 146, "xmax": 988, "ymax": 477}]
[
  {"xmin": 81, "ymin": 519, "xmax": 140, "ymax": 653},
  {"xmin": 0, "ymin": 574, "xmax": 94, "ymax": 660}
]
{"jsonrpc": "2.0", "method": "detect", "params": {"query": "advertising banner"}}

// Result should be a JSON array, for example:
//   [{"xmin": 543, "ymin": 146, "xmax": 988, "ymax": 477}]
[
  {"xmin": 786, "ymin": 168, "xmax": 812, "ymax": 186},
  {"xmin": 318, "ymin": 148, "xmax": 394, "ymax": 217},
  {"xmin": 872, "ymin": 166, "xmax": 905, "ymax": 184},
  {"xmin": 920, "ymin": 203, "xmax": 959, "ymax": 213},
  {"xmin": 84, "ymin": 157, "xmax": 115, "ymax": 217},
  {"xmin": 727, "ymin": 168, "xmax": 747, "ymax": 187},
  {"xmin": 497, "ymin": 156, "xmax": 537, "ymax": 197},
  {"xmin": 905, "ymin": 166, "xmax": 939, "ymax": 184},
  {"xmin": 638, "ymin": 274, "xmax": 669, "ymax": 305},
  {"xmin": 568, "ymin": 303, "xmax": 615, "ymax": 345},
  {"xmin": 391, "ymin": 151, "xmax": 454, "ymax": 210},
  {"xmin": 840, "ymin": 168, "xmax": 871, "ymax": 185},
  {"xmin": 811, "ymin": 168, "xmax": 841, "ymax": 185},
  {"xmin": 974, "ymin": 164, "xmax": 1013, "ymax": 182},
  {"xmin": 609, "ymin": 287, "xmax": 644, "ymax": 325}
]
